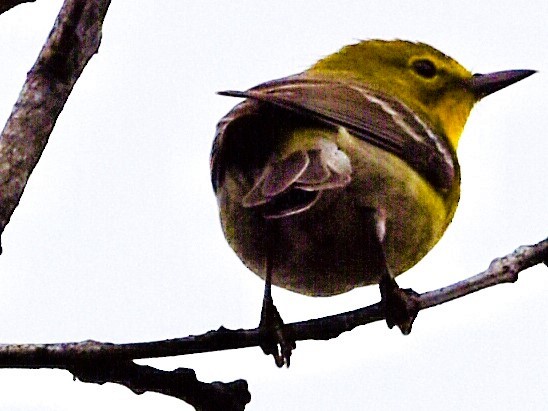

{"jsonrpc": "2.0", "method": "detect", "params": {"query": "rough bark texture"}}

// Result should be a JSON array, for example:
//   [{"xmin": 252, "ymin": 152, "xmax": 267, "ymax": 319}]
[{"xmin": 0, "ymin": 0, "xmax": 110, "ymax": 251}]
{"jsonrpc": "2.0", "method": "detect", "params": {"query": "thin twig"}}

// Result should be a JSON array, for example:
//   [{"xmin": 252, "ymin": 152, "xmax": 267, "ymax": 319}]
[{"xmin": 0, "ymin": 238, "xmax": 543, "ymax": 360}]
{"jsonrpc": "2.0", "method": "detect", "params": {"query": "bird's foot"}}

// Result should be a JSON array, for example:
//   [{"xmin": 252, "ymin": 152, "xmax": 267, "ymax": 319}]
[
  {"xmin": 380, "ymin": 277, "xmax": 420, "ymax": 335},
  {"xmin": 259, "ymin": 296, "xmax": 295, "ymax": 367}
]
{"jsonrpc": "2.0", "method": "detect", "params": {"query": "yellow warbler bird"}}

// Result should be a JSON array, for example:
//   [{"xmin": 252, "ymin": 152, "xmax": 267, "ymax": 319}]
[{"xmin": 210, "ymin": 40, "xmax": 534, "ymax": 366}]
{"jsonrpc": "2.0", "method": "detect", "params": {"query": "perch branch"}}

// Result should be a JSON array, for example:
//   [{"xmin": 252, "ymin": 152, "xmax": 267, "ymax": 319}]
[
  {"xmin": 0, "ymin": 236, "xmax": 544, "ymax": 410},
  {"xmin": 0, "ymin": 0, "xmax": 110, "ymax": 252}
]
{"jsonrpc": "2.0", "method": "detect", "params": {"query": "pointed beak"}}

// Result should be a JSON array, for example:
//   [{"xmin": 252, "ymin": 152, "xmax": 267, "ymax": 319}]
[{"xmin": 468, "ymin": 69, "xmax": 536, "ymax": 99}]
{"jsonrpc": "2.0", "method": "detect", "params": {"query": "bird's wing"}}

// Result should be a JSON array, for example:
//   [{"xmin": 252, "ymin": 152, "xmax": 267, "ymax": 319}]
[{"xmin": 218, "ymin": 73, "xmax": 457, "ymax": 191}]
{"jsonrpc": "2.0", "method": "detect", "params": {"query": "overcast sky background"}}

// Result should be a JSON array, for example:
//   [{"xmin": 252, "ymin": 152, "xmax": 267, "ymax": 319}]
[{"xmin": 0, "ymin": 1, "xmax": 546, "ymax": 410}]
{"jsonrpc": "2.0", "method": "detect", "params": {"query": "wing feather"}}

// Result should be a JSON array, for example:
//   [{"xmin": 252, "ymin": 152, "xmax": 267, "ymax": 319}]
[{"xmin": 218, "ymin": 73, "xmax": 456, "ymax": 190}]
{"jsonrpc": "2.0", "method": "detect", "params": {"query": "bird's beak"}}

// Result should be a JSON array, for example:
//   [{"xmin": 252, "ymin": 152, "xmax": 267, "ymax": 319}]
[{"xmin": 468, "ymin": 69, "xmax": 536, "ymax": 98}]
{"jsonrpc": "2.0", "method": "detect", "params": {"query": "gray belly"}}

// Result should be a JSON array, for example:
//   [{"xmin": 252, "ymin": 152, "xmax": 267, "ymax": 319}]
[{"xmin": 218, "ymin": 133, "xmax": 457, "ymax": 296}]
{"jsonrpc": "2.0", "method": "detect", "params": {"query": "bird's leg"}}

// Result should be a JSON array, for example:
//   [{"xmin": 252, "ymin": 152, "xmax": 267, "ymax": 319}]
[
  {"xmin": 258, "ymin": 221, "xmax": 295, "ymax": 367},
  {"xmin": 370, "ymin": 209, "xmax": 420, "ymax": 335},
  {"xmin": 379, "ymin": 268, "xmax": 420, "ymax": 335}
]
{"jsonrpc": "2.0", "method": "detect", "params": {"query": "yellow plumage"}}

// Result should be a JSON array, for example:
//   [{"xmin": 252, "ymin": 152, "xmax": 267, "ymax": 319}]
[{"xmin": 211, "ymin": 39, "xmax": 534, "ymax": 365}]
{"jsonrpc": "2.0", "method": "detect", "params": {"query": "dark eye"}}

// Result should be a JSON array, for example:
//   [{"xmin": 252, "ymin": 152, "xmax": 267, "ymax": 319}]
[{"xmin": 412, "ymin": 59, "xmax": 437, "ymax": 78}]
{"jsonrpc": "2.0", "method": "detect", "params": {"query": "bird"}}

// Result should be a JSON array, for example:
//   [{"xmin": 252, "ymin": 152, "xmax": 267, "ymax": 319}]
[{"xmin": 210, "ymin": 39, "xmax": 535, "ymax": 367}]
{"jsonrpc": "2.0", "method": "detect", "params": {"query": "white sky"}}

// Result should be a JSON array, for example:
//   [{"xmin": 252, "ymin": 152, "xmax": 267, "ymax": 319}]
[{"xmin": 0, "ymin": 1, "xmax": 546, "ymax": 410}]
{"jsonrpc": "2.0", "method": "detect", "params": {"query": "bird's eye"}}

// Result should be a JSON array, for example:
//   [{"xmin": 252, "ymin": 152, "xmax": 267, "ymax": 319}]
[{"xmin": 412, "ymin": 59, "xmax": 437, "ymax": 79}]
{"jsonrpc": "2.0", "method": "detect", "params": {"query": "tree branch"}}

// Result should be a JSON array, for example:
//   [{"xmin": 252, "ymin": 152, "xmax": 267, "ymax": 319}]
[
  {"xmin": 0, "ymin": 237, "xmax": 544, "ymax": 409},
  {"xmin": 0, "ymin": 0, "xmax": 110, "ymax": 252},
  {"xmin": 70, "ymin": 360, "xmax": 250, "ymax": 411},
  {"xmin": 0, "ymin": 1, "xmax": 253, "ymax": 409}
]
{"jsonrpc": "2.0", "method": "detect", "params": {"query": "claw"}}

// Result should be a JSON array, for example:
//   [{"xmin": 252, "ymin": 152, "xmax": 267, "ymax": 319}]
[
  {"xmin": 380, "ymin": 277, "xmax": 420, "ymax": 335},
  {"xmin": 259, "ymin": 295, "xmax": 295, "ymax": 367}
]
